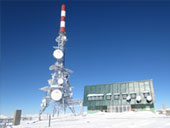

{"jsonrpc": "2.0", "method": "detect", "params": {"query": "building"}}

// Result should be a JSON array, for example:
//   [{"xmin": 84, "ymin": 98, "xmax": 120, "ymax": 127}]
[{"xmin": 83, "ymin": 80, "xmax": 155, "ymax": 113}]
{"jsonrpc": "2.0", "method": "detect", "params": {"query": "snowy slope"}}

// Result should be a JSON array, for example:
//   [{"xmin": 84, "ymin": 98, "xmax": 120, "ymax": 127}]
[{"xmin": 13, "ymin": 111, "xmax": 170, "ymax": 128}]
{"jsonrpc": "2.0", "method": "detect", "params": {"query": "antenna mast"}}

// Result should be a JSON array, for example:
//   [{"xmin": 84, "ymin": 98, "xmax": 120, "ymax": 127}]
[{"xmin": 39, "ymin": 5, "xmax": 82, "ymax": 120}]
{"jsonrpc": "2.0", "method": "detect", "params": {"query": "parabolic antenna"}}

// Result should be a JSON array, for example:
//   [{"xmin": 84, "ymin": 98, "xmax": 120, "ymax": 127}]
[
  {"xmin": 51, "ymin": 89, "xmax": 62, "ymax": 101},
  {"xmin": 126, "ymin": 95, "xmax": 131, "ymax": 101},
  {"xmin": 69, "ymin": 87, "xmax": 72, "ymax": 91},
  {"xmin": 48, "ymin": 79, "xmax": 52, "ymax": 85},
  {"xmin": 146, "ymin": 95, "xmax": 152, "ymax": 101},
  {"xmin": 136, "ymin": 96, "xmax": 142, "ymax": 102},
  {"xmin": 42, "ymin": 99, "xmax": 46, "ymax": 103},
  {"xmin": 41, "ymin": 104, "xmax": 43, "ymax": 107},
  {"xmin": 58, "ymin": 78, "xmax": 64, "ymax": 84},
  {"xmin": 53, "ymin": 49, "xmax": 64, "ymax": 59}
]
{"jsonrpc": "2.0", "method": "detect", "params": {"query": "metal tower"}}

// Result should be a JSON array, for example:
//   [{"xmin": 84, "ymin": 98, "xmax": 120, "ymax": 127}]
[{"xmin": 39, "ymin": 4, "xmax": 82, "ymax": 120}]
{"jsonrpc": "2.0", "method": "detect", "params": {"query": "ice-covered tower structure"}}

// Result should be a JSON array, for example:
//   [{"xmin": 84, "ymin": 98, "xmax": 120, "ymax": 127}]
[{"xmin": 39, "ymin": 4, "xmax": 82, "ymax": 120}]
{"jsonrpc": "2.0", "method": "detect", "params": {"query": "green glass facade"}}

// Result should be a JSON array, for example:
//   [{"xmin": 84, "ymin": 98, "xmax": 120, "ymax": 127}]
[{"xmin": 83, "ymin": 80, "xmax": 155, "ymax": 113}]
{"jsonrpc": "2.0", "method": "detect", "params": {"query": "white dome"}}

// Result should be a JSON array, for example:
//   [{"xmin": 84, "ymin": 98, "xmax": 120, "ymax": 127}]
[
  {"xmin": 136, "ymin": 96, "xmax": 142, "ymax": 102},
  {"xmin": 51, "ymin": 89, "xmax": 62, "ymax": 101},
  {"xmin": 126, "ymin": 95, "xmax": 131, "ymax": 101},
  {"xmin": 69, "ymin": 87, "xmax": 72, "ymax": 91},
  {"xmin": 41, "ymin": 104, "xmax": 43, "ymax": 107},
  {"xmin": 53, "ymin": 49, "xmax": 64, "ymax": 59},
  {"xmin": 63, "ymin": 36, "xmax": 67, "ymax": 41},
  {"xmin": 42, "ymin": 99, "xmax": 46, "ymax": 103},
  {"xmin": 147, "ymin": 95, "xmax": 152, "ymax": 101},
  {"xmin": 48, "ymin": 79, "xmax": 52, "ymax": 85}
]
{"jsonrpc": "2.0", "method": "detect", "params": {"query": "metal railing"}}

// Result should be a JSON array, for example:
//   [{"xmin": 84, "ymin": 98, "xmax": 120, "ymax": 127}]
[{"xmin": 0, "ymin": 118, "xmax": 13, "ymax": 128}]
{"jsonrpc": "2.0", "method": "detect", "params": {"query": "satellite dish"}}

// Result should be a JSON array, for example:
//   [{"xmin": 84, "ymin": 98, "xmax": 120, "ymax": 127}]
[
  {"xmin": 126, "ymin": 95, "xmax": 131, "ymax": 101},
  {"xmin": 146, "ymin": 96, "xmax": 152, "ymax": 102},
  {"xmin": 48, "ymin": 79, "xmax": 52, "ymax": 85},
  {"xmin": 63, "ymin": 36, "xmax": 67, "ymax": 41},
  {"xmin": 136, "ymin": 96, "xmax": 142, "ymax": 102},
  {"xmin": 51, "ymin": 89, "xmax": 62, "ymax": 101},
  {"xmin": 53, "ymin": 49, "xmax": 64, "ymax": 59},
  {"xmin": 41, "ymin": 102, "xmax": 47, "ymax": 107},
  {"xmin": 69, "ymin": 87, "xmax": 72, "ymax": 91},
  {"xmin": 58, "ymin": 78, "xmax": 64, "ymax": 84},
  {"xmin": 41, "ymin": 104, "xmax": 43, "ymax": 107},
  {"xmin": 42, "ymin": 99, "xmax": 46, "ymax": 103}
]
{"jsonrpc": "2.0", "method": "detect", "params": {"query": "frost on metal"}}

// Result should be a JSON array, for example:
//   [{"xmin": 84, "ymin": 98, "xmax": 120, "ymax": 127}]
[{"xmin": 39, "ymin": 5, "xmax": 82, "ymax": 120}]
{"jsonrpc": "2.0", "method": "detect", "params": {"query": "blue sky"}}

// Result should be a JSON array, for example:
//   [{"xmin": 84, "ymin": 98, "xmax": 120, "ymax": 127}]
[{"xmin": 1, "ymin": 0, "xmax": 170, "ymax": 115}]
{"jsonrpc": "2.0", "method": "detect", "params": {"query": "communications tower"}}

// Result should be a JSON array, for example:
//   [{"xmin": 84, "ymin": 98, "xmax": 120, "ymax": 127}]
[{"xmin": 39, "ymin": 4, "xmax": 82, "ymax": 120}]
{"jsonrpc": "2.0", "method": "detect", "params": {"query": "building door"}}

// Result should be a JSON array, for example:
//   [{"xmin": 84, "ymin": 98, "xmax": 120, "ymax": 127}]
[{"xmin": 146, "ymin": 105, "xmax": 150, "ymax": 111}]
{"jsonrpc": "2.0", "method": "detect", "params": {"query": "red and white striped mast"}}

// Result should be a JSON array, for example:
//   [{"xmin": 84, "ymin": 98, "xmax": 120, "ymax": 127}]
[{"xmin": 59, "ymin": 4, "xmax": 66, "ymax": 33}]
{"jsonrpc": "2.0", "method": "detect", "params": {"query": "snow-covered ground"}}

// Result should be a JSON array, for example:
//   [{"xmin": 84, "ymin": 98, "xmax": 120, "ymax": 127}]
[{"xmin": 12, "ymin": 111, "xmax": 170, "ymax": 128}]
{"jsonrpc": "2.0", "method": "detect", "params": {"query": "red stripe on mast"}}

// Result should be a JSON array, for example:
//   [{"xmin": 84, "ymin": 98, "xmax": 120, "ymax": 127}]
[{"xmin": 59, "ymin": 4, "xmax": 66, "ymax": 33}]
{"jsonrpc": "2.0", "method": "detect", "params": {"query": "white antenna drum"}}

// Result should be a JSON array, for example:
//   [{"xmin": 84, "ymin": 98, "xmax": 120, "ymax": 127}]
[
  {"xmin": 126, "ymin": 95, "xmax": 131, "ymax": 101},
  {"xmin": 146, "ymin": 96, "xmax": 152, "ymax": 102},
  {"xmin": 51, "ymin": 89, "xmax": 62, "ymax": 101},
  {"xmin": 136, "ymin": 96, "xmax": 142, "ymax": 102},
  {"xmin": 58, "ymin": 78, "xmax": 64, "ymax": 84},
  {"xmin": 53, "ymin": 49, "xmax": 64, "ymax": 59}
]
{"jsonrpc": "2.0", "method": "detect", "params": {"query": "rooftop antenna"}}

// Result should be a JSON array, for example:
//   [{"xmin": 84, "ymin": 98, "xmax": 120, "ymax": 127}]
[{"xmin": 39, "ymin": 4, "xmax": 82, "ymax": 120}]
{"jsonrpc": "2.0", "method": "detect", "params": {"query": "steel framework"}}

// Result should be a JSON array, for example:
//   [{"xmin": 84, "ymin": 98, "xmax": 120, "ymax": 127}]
[{"xmin": 39, "ymin": 5, "xmax": 82, "ymax": 120}]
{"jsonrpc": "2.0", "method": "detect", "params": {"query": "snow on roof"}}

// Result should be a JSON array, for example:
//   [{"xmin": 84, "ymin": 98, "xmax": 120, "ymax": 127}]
[
  {"xmin": 87, "ymin": 94, "xmax": 104, "ymax": 97},
  {"xmin": 114, "ymin": 93, "xmax": 120, "ymax": 95},
  {"xmin": 122, "ymin": 93, "xmax": 128, "ymax": 94},
  {"xmin": 143, "ymin": 90, "xmax": 150, "ymax": 93},
  {"xmin": 130, "ymin": 92, "xmax": 136, "ymax": 94},
  {"xmin": 106, "ymin": 93, "xmax": 112, "ymax": 95}
]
